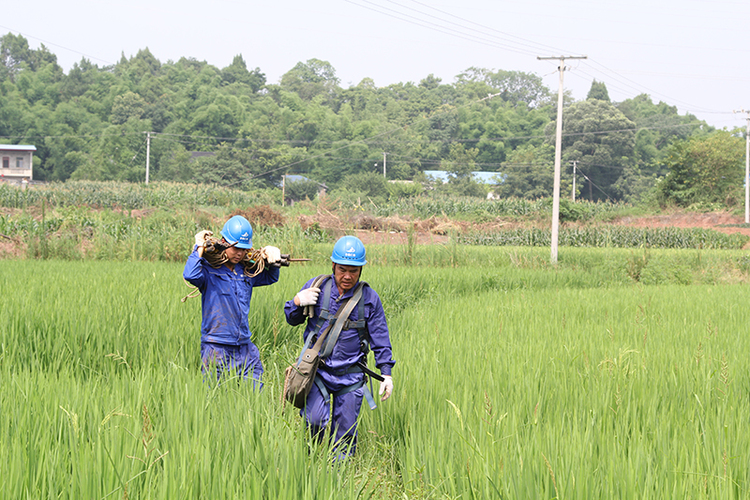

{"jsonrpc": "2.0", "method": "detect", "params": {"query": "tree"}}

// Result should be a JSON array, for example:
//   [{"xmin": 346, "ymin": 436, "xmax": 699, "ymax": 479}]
[
  {"xmin": 110, "ymin": 91, "xmax": 148, "ymax": 124},
  {"xmin": 556, "ymin": 99, "xmax": 636, "ymax": 201},
  {"xmin": 494, "ymin": 143, "xmax": 556, "ymax": 199},
  {"xmin": 617, "ymin": 93, "xmax": 708, "ymax": 170},
  {"xmin": 0, "ymin": 33, "xmax": 59, "ymax": 82},
  {"xmin": 117, "ymin": 48, "xmax": 161, "ymax": 83},
  {"xmin": 221, "ymin": 55, "xmax": 266, "ymax": 92},
  {"xmin": 439, "ymin": 144, "xmax": 486, "ymax": 197},
  {"xmin": 455, "ymin": 67, "xmax": 552, "ymax": 108},
  {"xmin": 280, "ymin": 59, "xmax": 340, "ymax": 101},
  {"xmin": 341, "ymin": 171, "xmax": 388, "ymax": 199},
  {"xmin": 587, "ymin": 80, "xmax": 610, "ymax": 101},
  {"xmin": 285, "ymin": 177, "xmax": 320, "ymax": 203},
  {"xmin": 658, "ymin": 131, "xmax": 744, "ymax": 207}
]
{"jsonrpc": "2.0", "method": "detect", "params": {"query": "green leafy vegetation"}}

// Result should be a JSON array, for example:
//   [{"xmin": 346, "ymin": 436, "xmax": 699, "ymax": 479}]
[
  {"xmin": 0, "ymin": 33, "xmax": 732, "ymax": 206},
  {"xmin": 3, "ymin": 253, "xmax": 750, "ymax": 498},
  {"xmin": 460, "ymin": 226, "xmax": 749, "ymax": 250}
]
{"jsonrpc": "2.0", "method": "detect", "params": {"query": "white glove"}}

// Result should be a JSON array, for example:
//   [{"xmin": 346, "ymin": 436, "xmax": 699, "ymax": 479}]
[
  {"xmin": 262, "ymin": 246, "xmax": 281, "ymax": 264},
  {"xmin": 295, "ymin": 287, "xmax": 320, "ymax": 307},
  {"xmin": 379, "ymin": 375, "xmax": 393, "ymax": 401},
  {"xmin": 194, "ymin": 230, "xmax": 213, "ymax": 248}
]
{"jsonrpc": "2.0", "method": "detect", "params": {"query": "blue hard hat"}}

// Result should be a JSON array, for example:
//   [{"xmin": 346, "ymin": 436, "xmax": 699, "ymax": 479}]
[
  {"xmin": 331, "ymin": 235, "xmax": 367, "ymax": 266},
  {"xmin": 220, "ymin": 215, "xmax": 253, "ymax": 249}
]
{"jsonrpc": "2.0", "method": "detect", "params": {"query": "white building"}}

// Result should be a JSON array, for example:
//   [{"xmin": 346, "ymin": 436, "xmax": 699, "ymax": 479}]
[{"xmin": 1, "ymin": 145, "xmax": 36, "ymax": 182}]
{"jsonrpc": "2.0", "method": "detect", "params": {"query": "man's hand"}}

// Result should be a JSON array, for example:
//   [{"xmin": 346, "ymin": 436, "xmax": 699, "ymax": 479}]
[
  {"xmin": 295, "ymin": 287, "xmax": 320, "ymax": 307},
  {"xmin": 262, "ymin": 246, "xmax": 281, "ymax": 264},
  {"xmin": 194, "ymin": 230, "xmax": 213, "ymax": 248},
  {"xmin": 379, "ymin": 375, "xmax": 393, "ymax": 401}
]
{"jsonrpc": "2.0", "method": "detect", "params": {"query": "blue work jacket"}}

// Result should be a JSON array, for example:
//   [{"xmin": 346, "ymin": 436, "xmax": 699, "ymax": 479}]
[
  {"xmin": 284, "ymin": 275, "xmax": 395, "ymax": 384},
  {"xmin": 184, "ymin": 247, "xmax": 279, "ymax": 346}
]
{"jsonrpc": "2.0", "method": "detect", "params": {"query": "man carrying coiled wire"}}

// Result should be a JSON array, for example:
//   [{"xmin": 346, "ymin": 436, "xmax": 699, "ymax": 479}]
[
  {"xmin": 184, "ymin": 215, "xmax": 282, "ymax": 388},
  {"xmin": 284, "ymin": 235, "xmax": 395, "ymax": 457}
]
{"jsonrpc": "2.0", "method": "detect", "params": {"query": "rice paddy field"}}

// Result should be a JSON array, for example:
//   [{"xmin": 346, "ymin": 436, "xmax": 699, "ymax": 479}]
[{"xmin": 3, "ymin": 245, "xmax": 750, "ymax": 499}]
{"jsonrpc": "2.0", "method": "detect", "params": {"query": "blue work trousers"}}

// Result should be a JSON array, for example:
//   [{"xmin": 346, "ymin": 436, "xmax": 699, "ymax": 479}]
[
  {"xmin": 303, "ymin": 378, "xmax": 365, "ymax": 457},
  {"xmin": 201, "ymin": 342, "xmax": 263, "ymax": 389}
]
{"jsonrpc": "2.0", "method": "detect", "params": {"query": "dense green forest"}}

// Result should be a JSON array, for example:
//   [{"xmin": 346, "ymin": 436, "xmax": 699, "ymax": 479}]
[{"xmin": 0, "ymin": 32, "xmax": 744, "ymax": 206}]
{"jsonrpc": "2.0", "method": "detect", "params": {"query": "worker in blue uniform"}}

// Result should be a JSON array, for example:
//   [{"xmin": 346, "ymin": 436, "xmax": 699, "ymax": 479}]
[
  {"xmin": 284, "ymin": 235, "xmax": 395, "ymax": 457},
  {"xmin": 184, "ymin": 215, "xmax": 282, "ymax": 388}
]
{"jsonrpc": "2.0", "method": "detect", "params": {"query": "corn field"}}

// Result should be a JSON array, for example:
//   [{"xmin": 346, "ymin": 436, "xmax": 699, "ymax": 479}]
[
  {"xmin": 375, "ymin": 196, "xmax": 630, "ymax": 220},
  {"xmin": 460, "ymin": 226, "xmax": 749, "ymax": 250},
  {"xmin": 0, "ymin": 181, "xmax": 275, "ymax": 210},
  {"xmin": 3, "ymin": 247, "xmax": 750, "ymax": 498}
]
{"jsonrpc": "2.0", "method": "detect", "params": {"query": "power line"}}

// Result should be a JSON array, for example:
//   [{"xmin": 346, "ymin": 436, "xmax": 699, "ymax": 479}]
[
  {"xmin": 0, "ymin": 25, "xmax": 114, "ymax": 66},
  {"xmin": 575, "ymin": 165, "xmax": 615, "ymax": 202},
  {"xmin": 577, "ymin": 60, "xmax": 729, "ymax": 115},
  {"xmin": 343, "ymin": 0, "xmax": 538, "ymax": 57},
  {"xmin": 345, "ymin": 1, "xmax": 739, "ymax": 125},
  {"xmin": 383, "ymin": 0, "xmax": 561, "ymax": 56}
]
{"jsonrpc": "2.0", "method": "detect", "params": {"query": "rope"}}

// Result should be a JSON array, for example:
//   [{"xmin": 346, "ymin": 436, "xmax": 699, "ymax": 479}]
[{"xmin": 181, "ymin": 236, "xmax": 270, "ymax": 302}]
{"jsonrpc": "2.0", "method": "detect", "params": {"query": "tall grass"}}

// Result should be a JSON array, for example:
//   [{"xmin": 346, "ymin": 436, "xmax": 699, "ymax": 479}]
[
  {"xmin": 0, "ymin": 206, "xmax": 326, "ymax": 262},
  {"xmin": 460, "ymin": 226, "xmax": 750, "ymax": 249},
  {"xmin": 0, "ymin": 181, "xmax": 275, "ymax": 210},
  {"xmin": 3, "ymin": 254, "xmax": 750, "ymax": 498},
  {"xmin": 0, "ymin": 261, "xmax": 379, "ymax": 499},
  {"xmin": 392, "ymin": 283, "xmax": 750, "ymax": 498},
  {"xmin": 374, "ymin": 195, "xmax": 632, "ymax": 220}
]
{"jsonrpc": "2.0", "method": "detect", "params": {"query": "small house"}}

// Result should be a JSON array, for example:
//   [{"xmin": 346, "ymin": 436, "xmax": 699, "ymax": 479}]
[{"xmin": 0, "ymin": 145, "xmax": 36, "ymax": 182}]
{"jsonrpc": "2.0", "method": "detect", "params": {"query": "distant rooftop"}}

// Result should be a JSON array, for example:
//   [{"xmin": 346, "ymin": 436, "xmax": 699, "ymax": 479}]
[
  {"xmin": 283, "ymin": 174, "xmax": 328, "ymax": 189},
  {"xmin": 0, "ymin": 145, "xmax": 37, "ymax": 152},
  {"xmin": 423, "ymin": 170, "xmax": 504, "ymax": 184}
]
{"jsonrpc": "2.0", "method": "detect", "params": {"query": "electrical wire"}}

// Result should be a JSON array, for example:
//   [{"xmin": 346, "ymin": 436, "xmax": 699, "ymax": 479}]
[
  {"xmin": 0, "ymin": 24, "xmax": 114, "ymax": 66},
  {"xmin": 574, "ymin": 165, "xmax": 615, "ymax": 201},
  {"xmin": 344, "ymin": 0, "xmax": 742, "ymax": 126},
  {"xmin": 343, "ymin": 0, "xmax": 538, "ymax": 57}
]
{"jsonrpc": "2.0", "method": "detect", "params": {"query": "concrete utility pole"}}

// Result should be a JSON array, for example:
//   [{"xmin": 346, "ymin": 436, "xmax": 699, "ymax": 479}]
[
  {"xmin": 537, "ymin": 55, "xmax": 587, "ymax": 264},
  {"xmin": 571, "ymin": 160, "xmax": 577, "ymax": 202},
  {"xmin": 734, "ymin": 110, "xmax": 750, "ymax": 224},
  {"xmin": 383, "ymin": 152, "xmax": 388, "ymax": 179},
  {"xmin": 145, "ymin": 131, "xmax": 151, "ymax": 184}
]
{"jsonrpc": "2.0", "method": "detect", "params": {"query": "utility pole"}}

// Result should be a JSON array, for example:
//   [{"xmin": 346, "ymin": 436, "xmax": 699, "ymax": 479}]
[
  {"xmin": 734, "ymin": 110, "xmax": 750, "ymax": 224},
  {"xmin": 538, "ymin": 55, "xmax": 586, "ymax": 264},
  {"xmin": 281, "ymin": 174, "xmax": 286, "ymax": 207},
  {"xmin": 145, "ymin": 131, "xmax": 151, "ymax": 184},
  {"xmin": 571, "ymin": 160, "xmax": 577, "ymax": 202},
  {"xmin": 383, "ymin": 152, "xmax": 388, "ymax": 179}
]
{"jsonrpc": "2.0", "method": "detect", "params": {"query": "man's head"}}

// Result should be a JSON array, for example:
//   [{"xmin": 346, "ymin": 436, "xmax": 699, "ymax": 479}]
[
  {"xmin": 330, "ymin": 235, "xmax": 367, "ymax": 293},
  {"xmin": 332, "ymin": 263, "xmax": 361, "ymax": 293},
  {"xmin": 224, "ymin": 245, "xmax": 248, "ymax": 264}
]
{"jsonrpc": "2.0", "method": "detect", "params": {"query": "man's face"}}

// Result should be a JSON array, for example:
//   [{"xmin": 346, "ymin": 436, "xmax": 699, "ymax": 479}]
[
  {"xmin": 333, "ymin": 263, "xmax": 361, "ymax": 293},
  {"xmin": 225, "ymin": 246, "xmax": 248, "ymax": 264}
]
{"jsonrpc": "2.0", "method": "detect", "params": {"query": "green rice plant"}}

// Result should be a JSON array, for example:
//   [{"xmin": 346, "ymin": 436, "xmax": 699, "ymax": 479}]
[
  {"xmin": 0, "ymin": 261, "xmax": 380, "ymax": 499},
  {"xmin": 389, "ymin": 282, "xmax": 750, "ymax": 498},
  {"xmin": 4, "ymin": 254, "xmax": 750, "ymax": 498}
]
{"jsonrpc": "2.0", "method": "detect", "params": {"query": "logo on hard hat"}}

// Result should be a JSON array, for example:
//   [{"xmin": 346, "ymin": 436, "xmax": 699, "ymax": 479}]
[{"xmin": 344, "ymin": 245, "xmax": 356, "ymax": 256}]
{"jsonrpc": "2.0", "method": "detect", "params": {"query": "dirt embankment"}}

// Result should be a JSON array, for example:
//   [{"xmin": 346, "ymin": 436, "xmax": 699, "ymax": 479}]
[{"xmin": 300, "ymin": 211, "xmax": 750, "ymax": 247}]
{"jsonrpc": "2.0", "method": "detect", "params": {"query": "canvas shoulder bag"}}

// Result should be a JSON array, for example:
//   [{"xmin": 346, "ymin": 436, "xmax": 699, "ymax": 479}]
[{"xmin": 283, "ymin": 282, "xmax": 364, "ymax": 409}]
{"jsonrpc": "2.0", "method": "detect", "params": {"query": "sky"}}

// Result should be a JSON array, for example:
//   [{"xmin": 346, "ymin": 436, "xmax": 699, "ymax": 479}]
[{"xmin": 3, "ymin": 0, "xmax": 750, "ymax": 129}]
